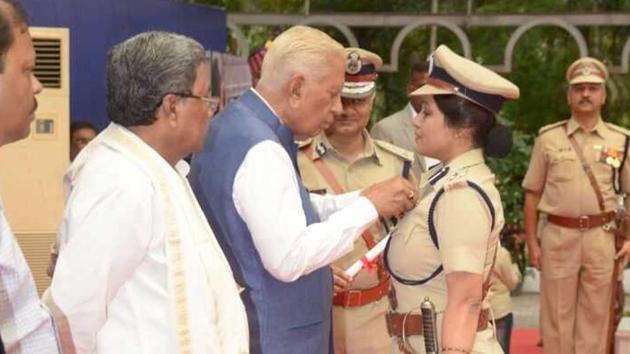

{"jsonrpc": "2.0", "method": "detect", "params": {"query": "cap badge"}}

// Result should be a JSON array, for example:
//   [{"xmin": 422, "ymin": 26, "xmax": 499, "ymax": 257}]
[
  {"xmin": 579, "ymin": 65, "xmax": 593, "ymax": 76},
  {"xmin": 346, "ymin": 51, "xmax": 362, "ymax": 75}
]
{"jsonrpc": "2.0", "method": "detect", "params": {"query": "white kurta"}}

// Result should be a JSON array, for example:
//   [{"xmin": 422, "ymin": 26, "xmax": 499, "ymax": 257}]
[
  {"xmin": 48, "ymin": 123, "xmax": 248, "ymax": 354},
  {"xmin": 232, "ymin": 89, "xmax": 379, "ymax": 282},
  {"xmin": 0, "ymin": 198, "xmax": 59, "ymax": 354}
]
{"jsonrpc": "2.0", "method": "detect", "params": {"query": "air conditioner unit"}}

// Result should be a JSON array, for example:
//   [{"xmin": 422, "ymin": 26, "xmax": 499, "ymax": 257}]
[{"xmin": 0, "ymin": 27, "xmax": 69, "ymax": 294}]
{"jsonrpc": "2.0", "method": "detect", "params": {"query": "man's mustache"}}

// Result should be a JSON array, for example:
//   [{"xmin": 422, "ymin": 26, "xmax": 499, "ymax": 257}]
[
  {"xmin": 32, "ymin": 98, "xmax": 38, "ymax": 113},
  {"xmin": 334, "ymin": 114, "xmax": 352, "ymax": 121},
  {"xmin": 579, "ymin": 98, "xmax": 592, "ymax": 104}
]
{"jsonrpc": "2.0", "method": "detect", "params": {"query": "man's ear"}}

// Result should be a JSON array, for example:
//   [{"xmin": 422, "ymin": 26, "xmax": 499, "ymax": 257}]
[
  {"xmin": 156, "ymin": 94, "xmax": 180, "ymax": 126},
  {"xmin": 287, "ymin": 74, "xmax": 306, "ymax": 108}
]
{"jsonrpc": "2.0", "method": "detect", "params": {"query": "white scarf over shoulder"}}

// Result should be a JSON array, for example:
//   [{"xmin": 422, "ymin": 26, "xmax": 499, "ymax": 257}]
[{"xmin": 49, "ymin": 123, "xmax": 248, "ymax": 354}]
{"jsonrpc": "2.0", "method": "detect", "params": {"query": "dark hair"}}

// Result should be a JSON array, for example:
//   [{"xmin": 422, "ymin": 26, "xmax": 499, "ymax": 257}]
[
  {"xmin": 70, "ymin": 121, "xmax": 97, "ymax": 136},
  {"xmin": 106, "ymin": 31, "xmax": 208, "ymax": 127},
  {"xmin": 410, "ymin": 61, "xmax": 429, "ymax": 76},
  {"xmin": 0, "ymin": 0, "xmax": 28, "ymax": 73},
  {"xmin": 434, "ymin": 95, "xmax": 512, "ymax": 158}
]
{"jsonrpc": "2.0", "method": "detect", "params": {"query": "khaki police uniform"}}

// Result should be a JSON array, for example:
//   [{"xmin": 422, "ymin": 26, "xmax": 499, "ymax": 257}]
[
  {"xmin": 488, "ymin": 245, "xmax": 521, "ymax": 354},
  {"xmin": 488, "ymin": 246, "xmax": 521, "ymax": 321},
  {"xmin": 522, "ymin": 117, "xmax": 630, "ymax": 354},
  {"xmin": 386, "ymin": 149, "xmax": 504, "ymax": 354},
  {"xmin": 383, "ymin": 44, "xmax": 519, "ymax": 354},
  {"xmin": 298, "ymin": 131, "xmax": 413, "ymax": 354}
]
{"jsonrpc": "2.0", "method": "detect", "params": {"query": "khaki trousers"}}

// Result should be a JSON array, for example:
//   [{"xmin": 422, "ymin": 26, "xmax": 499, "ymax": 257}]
[
  {"xmin": 540, "ymin": 222, "xmax": 614, "ymax": 354},
  {"xmin": 332, "ymin": 298, "xmax": 389, "ymax": 354}
]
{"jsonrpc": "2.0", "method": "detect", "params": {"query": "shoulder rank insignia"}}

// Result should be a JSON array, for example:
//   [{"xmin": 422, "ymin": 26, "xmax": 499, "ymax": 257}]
[
  {"xmin": 373, "ymin": 139, "xmax": 414, "ymax": 162},
  {"xmin": 538, "ymin": 120, "xmax": 568, "ymax": 135},
  {"xmin": 315, "ymin": 142, "xmax": 328, "ymax": 157},
  {"xmin": 444, "ymin": 179, "xmax": 468, "ymax": 192}
]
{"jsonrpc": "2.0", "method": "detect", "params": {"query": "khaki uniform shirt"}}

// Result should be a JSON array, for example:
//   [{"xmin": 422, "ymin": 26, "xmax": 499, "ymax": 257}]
[
  {"xmin": 298, "ymin": 131, "xmax": 413, "ymax": 289},
  {"xmin": 386, "ymin": 149, "xmax": 503, "ymax": 353},
  {"xmin": 522, "ymin": 118, "xmax": 630, "ymax": 237},
  {"xmin": 371, "ymin": 104, "xmax": 427, "ymax": 178},
  {"xmin": 488, "ymin": 246, "xmax": 521, "ymax": 320}
]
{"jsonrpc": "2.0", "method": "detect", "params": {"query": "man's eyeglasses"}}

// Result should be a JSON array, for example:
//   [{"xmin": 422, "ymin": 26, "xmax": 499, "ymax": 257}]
[{"xmin": 166, "ymin": 92, "xmax": 220, "ymax": 113}]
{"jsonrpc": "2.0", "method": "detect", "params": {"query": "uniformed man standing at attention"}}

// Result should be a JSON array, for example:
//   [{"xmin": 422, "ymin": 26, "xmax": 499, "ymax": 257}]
[
  {"xmin": 523, "ymin": 57, "xmax": 630, "ymax": 354},
  {"xmin": 298, "ymin": 48, "xmax": 414, "ymax": 354}
]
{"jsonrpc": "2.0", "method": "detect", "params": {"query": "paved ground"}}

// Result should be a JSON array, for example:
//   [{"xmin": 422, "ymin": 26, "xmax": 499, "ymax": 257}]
[{"xmin": 512, "ymin": 292, "xmax": 630, "ymax": 328}]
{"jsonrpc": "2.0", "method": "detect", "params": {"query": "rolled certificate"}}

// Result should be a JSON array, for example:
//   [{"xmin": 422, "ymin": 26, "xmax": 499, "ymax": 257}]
[{"xmin": 344, "ymin": 234, "xmax": 391, "ymax": 278}]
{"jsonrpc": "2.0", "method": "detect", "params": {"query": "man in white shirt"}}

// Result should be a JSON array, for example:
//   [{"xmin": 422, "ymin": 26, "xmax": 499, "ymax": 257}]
[
  {"xmin": 0, "ymin": 1, "xmax": 60, "ymax": 353},
  {"xmin": 190, "ymin": 25, "xmax": 418, "ymax": 354},
  {"xmin": 371, "ymin": 61, "xmax": 439, "ymax": 176},
  {"xmin": 47, "ymin": 31, "xmax": 248, "ymax": 354}
]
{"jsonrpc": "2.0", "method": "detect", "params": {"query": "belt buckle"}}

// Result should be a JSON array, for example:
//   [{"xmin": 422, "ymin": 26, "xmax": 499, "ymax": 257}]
[
  {"xmin": 346, "ymin": 289, "xmax": 362, "ymax": 307},
  {"xmin": 578, "ymin": 215, "xmax": 590, "ymax": 230}
]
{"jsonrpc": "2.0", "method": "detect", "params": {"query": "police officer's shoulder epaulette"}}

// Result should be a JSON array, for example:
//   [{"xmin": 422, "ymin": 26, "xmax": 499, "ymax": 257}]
[
  {"xmin": 373, "ymin": 139, "xmax": 414, "ymax": 162},
  {"xmin": 605, "ymin": 122, "xmax": 630, "ymax": 137},
  {"xmin": 443, "ymin": 170, "xmax": 469, "ymax": 192},
  {"xmin": 537, "ymin": 120, "xmax": 568, "ymax": 135}
]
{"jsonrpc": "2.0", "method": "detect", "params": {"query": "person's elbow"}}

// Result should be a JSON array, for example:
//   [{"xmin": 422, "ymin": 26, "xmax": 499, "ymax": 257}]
[
  {"xmin": 450, "ymin": 288, "xmax": 483, "ymax": 309},
  {"xmin": 261, "ymin": 257, "xmax": 303, "ymax": 282},
  {"xmin": 446, "ymin": 272, "xmax": 484, "ymax": 308}
]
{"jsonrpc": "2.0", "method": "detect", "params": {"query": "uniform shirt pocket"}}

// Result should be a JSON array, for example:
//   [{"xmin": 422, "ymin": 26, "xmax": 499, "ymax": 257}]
[{"xmin": 546, "ymin": 148, "xmax": 578, "ymax": 182}]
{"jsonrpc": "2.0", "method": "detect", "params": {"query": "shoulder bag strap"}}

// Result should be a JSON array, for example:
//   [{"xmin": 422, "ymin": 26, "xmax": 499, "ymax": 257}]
[
  {"xmin": 301, "ymin": 144, "xmax": 378, "ymax": 250},
  {"xmin": 564, "ymin": 124, "xmax": 606, "ymax": 212}
]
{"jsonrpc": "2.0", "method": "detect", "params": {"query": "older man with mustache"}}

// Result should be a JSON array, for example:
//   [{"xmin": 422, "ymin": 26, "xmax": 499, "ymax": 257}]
[{"xmin": 523, "ymin": 57, "xmax": 630, "ymax": 354}]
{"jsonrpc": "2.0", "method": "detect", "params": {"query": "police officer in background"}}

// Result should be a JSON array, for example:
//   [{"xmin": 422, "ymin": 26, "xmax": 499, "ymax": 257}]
[
  {"xmin": 371, "ymin": 60, "xmax": 439, "ymax": 178},
  {"xmin": 298, "ymin": 48, "xmax": 414, "ymax": 354},
  {"xmin": 523, "ymin": 57, "xmax": 630, "ymax": 354}
]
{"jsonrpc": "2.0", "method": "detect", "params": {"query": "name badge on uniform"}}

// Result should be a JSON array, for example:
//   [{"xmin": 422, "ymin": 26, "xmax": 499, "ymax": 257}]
[{"xmin": 594, "ymin": 145, "xmax": 622, "ymax": 169}]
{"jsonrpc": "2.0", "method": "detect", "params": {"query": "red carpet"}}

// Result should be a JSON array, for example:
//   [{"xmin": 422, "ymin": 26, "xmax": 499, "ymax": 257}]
[{"xmin": 511, "ymin": 328, "xmax": 544, "ymax": 354}]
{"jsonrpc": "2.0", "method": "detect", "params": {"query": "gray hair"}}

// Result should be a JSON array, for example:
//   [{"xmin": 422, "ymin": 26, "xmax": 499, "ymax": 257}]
[
  {"xmin": 258, "ymin": 25, "xmax": 344, "ymax": 90},
  {"xmin": 106, "ymin": 31, "xmax": 208, "ymax": 127}
]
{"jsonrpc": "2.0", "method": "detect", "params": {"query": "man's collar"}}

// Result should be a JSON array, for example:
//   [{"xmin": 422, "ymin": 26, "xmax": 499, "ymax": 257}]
[
  {"xmin": 251, "ymin": 88, "xmax": 281, "ymax": 122},
  {"xmin": 567, "ymin": 116, "xmax": 606, "ymax": 137},
  {"xmin": 315, "ymin": 130, "xmax": 381, "ymax": 164}
]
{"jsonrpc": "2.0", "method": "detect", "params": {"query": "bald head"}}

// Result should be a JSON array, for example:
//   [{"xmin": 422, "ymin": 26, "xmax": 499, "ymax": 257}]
[{"xmin": 258, "ymin": 25, "xmax": 344, "ymax": 91}]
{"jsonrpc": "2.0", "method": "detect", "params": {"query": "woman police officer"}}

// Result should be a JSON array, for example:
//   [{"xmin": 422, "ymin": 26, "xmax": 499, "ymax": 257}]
[{"xmin": 383, "ymin": 45, "xmax": 519, "ymax": 354}]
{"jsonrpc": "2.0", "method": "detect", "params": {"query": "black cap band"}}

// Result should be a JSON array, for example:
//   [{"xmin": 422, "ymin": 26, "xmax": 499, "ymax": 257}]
[{"xmin": 430, "ymin": 65, "xmax": 505, "ymax": 114}]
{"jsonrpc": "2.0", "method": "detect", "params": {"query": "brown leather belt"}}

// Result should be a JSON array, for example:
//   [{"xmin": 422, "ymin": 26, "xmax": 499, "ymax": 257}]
[
  {"xmin": 386, "ymin": 308, "xmax": 490, "ymax": 337},
  {"xmin": 547, "ymin": 211, "xmax": 615, "ymax": 230},
  {"xmin": 333, "ymin": 276, "xmax": 390, "ymax": 308}
]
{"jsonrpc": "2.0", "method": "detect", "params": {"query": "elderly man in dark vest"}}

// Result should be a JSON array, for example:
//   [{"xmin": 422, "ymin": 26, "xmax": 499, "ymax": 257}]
[{"xmin": 189, "ymin": 25, "xmax": 417, "ymax": 354}]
